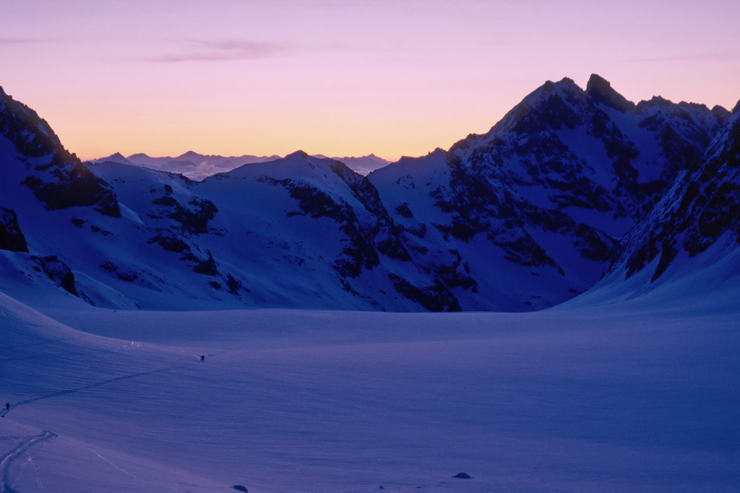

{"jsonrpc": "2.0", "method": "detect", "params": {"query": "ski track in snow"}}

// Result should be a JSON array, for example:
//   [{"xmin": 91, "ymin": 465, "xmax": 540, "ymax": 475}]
[
  {"xmin": 2, "ymin": 359, "xmax": 184, "ymax": 418},
  {"xmin": 0, "ymin": 431, "xmax": 56, "ymax": 493},
  {"xmin": 1, "ymin": 347, "xmax": 234, "ymax": 418},
  {"xmin": 2, "ymin": 293, "xmax": 740, "ymax": 491}
]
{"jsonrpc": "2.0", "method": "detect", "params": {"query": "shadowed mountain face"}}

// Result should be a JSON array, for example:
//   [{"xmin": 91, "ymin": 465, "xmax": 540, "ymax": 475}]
[
  {"xmin": 604, "ymin": 111, "xmax": 739, "ymax": 285},
  {"xmin": 0, "ymin": 87, "xmax": 119, "ymax": 218},
  {"xmin": 0, "ymin": 76, "xmax": 735, "ymax": 311}
]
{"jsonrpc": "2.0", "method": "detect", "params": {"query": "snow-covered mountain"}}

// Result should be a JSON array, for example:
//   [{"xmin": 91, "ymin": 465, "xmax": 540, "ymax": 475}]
[
  {"xmin": 1, "ymin": 76, "xmax": 736, "ymax": 311},
  {"xmin": 88, "ymin": 152, "xmax": 428, "ymax": 310},
  {"xmin": 312, "ymin": 153, "xmax": 390, "ymax": 175},
  {"xmin": 89, "ymin": 151, "xmax": 281, "ymax": 181},
  {"xmin": 90, "ymin": 151, "xmax": 389, "ymax": 180},
  {"xmin": 573, "ymin": 106, "xmax": 739, "ymax": 306},
  {"xmin": 0, "ymin": 85, "xmax": 124, "ymax": 305},
  {"xmin": 369, "ymin": 74, "xmax": 732, "ymax": 309}
]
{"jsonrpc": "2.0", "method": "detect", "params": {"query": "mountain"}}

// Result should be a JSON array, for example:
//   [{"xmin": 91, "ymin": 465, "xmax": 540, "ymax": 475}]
[
  {"xmin": 0, "ymin": 87, "xmax": 119, "ymax": 217},
  {"xmin": 572, "ymin": 107, "xmax": 739, "ymax": 307},
  {"xmin": 0, "ymin": 76, "xmax": 735, "ymax": 311},
  {"xmin": 89, "ymin": 150, "xmax": 471, "ymax": 310},
  {"xmin": 368, "ymin": 74, "xmax": 730, "ymax": 309},
  {"xmin": 90, "ymin": 152, "xmax": 390, "ymax": 180},
  {"xmin": 90, "ymin": 151, "xmax": 280, "ymax": 181},
  {"xmin": 0, "ymin": 85, "xmax": 123, "ymax": 305}
]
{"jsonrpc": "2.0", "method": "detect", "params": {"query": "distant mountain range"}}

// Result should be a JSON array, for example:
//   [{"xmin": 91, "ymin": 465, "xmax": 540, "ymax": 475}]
[
  {"xmin": 89, "ymin": 151, "xmax": 390, "ymax": 180},
  {"xmin": 0, "ymin": 76, "xmax": 737, "ymax": 311}
]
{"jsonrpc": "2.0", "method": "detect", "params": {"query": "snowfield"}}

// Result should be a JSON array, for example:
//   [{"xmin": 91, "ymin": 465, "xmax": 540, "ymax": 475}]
[{"xmin": 2, "ymin": 284, "xmax": 739, "ymax": 492}]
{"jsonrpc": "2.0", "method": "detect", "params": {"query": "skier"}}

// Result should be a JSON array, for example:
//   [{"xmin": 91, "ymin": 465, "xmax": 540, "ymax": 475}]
[{"xmin": 200, "ymin": 355, "xmax": 205, "ymax": 361}]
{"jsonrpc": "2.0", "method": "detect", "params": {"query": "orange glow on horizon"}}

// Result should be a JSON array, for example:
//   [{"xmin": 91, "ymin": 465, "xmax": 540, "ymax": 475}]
[{"xmin": 2, "ymin": 1, "xmax": 737, "ymax": 162}]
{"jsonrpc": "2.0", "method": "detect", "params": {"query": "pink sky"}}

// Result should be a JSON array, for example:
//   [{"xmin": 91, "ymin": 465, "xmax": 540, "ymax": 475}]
[{"xmin": 2, "ymin": 0, "xmax": 738, "ymax": 161}]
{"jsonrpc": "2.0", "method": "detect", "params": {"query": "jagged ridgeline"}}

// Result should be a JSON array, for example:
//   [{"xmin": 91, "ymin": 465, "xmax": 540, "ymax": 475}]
[{"xmin": 0, "ymin": 76, "xmax": 736, "ymax": 310}]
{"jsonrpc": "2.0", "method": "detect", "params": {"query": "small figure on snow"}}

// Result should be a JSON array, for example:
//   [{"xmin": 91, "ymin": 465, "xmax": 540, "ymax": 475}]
[{"xmin": 200, "ymin": 355, "xmax": 205, "ymax": 361}]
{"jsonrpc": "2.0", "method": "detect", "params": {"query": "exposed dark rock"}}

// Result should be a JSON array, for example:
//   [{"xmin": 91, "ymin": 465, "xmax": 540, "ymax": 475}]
[
  {"xmin": 452, "ymin": 472, "xmax": 473, "ymax": 479},
  {"xmin": 99, "ymin": 261, "xmax": 139, "ymax": 282},
  {"xmin": 151, "ymin": 192, "xmax": 218, "ymax": 235},
  {"xmin": 330, "ymin": 162, "xmax": 412, "ymax": 262},
  {"xmin": 226, "ymin": 274, "xmax": 244, "ymax": 294},
  {"xmin": 617, "ymin": 113, "xmax": 739, "ymax": 281},
  {"xmin": 496, "ymin": 234, "xmax": 558, "ymax": 269},
  {"xmin": 262, "ymin": 176, "xmax": 382, "ymax": 277},
  {"xmin": 35, "ymin": 256, "xmax": 77, "ymax": 295},
  {"xmin": 90, "ymin": 225, "xmax": 112, "ymax": 236},
  {"xmin": 192, "ymin": 251, "xmax": 219, "ymax": 276},
  {"xmin": 395, "ymin": 202, "xmax": 413, "ymax": 218},
  {"xmin": 574, "ymin": 225, "xmax": 617, "ymax": 262},
  {"xmin": 22, "ymin": 169, "xmax": 120, "ymax": 217},
  {"xmin": 0, "ymin": 89, "xmax": 120, "ymax": 217},
  {"xmin": 436, "ymin": 250, "xmax": 478, "ymax": 291},
  {"xmin": 116, "ymin": 270, "xmax": 139, "ymax": 282},
  {"xmin": 586, "ymin": 73, "xmax": 635, "ymax": 112},
  {"xmin": 152, "ymin": 195, "xmax": 178, "ymax": 207},
  {"xmin": 388, "ymin": 273, "xmax": 460, "ymax": 312},
  {"xmin": 0, "ymin": 208, "xmax": 28, "ymax": 252},
  {"xmin": 148, "ymin": 234, "xmax": 190, "ymax": 253}
]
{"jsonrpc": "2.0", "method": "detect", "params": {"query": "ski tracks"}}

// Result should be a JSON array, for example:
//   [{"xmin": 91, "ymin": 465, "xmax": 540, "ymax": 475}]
[{"xmin": 0, "ymin": 431, "xmax": 56, "ymax": 493}]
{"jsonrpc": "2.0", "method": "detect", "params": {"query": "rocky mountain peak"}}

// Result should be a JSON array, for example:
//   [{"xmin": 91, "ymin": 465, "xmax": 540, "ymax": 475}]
[
  {"xmin": 711, "ymin": 104, "xmax": 731, "ymax": 120},
  {"xmin": 527, "ymin": 77, "xmax": 582, "ymax": 102},
  {"xmin": 0, "ymin": 87, "xmax": 121, "ymax": 218},
  {"xmin": 586, "ymin": 73, "xmax": 634, "ymax": 112}
]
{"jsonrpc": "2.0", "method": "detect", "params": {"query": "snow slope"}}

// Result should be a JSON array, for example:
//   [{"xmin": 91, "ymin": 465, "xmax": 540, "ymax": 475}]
[
  {"xmin": 1, "ymin": 285, "xmax": 738, "ymax": 492},
  {"xmin": 0, "ymin": 292, "xmax": 224, "ymax": 492}
]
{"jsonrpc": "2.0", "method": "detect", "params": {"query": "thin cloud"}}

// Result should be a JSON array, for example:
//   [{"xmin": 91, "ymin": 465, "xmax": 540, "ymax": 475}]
[
  {"xmin": 143, "ymin": 40, "xmax": 287, "ymax": 63},
  {"xmin": 0, "ymin": 37, "xmax": 46, "ymax": 46}
]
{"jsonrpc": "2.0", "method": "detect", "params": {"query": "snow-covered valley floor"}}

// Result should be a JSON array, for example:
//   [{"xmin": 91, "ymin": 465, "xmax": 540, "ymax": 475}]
[{"xmin": 1, "ymin": 292, "xmax": 739, "ymax": 492}]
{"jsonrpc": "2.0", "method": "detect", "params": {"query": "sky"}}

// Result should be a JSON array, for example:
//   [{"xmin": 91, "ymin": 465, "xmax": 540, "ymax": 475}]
[{"xmin": 1, "ymin": 0, "xmax": 738, "ymax": 161}]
